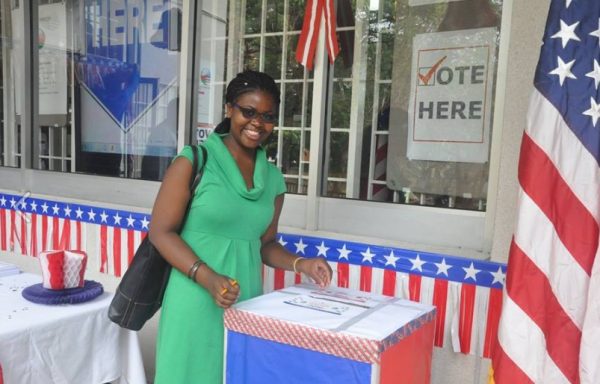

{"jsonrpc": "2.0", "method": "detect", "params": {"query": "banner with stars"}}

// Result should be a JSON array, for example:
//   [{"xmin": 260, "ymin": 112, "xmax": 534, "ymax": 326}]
[{"xmin": 0, "ymin": 192, "xmax": 505, "ymax": 358}]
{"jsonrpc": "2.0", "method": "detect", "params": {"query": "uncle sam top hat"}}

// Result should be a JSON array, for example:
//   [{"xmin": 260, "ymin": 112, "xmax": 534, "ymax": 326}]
[{"xmin": 22, "ymin": 250, "xmax": 103, "ymax": 305}]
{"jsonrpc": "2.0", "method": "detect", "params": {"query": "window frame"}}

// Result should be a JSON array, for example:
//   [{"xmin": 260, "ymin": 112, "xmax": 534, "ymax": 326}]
[
  {"xmin": 276, "ymin": 0, "xmax": 512, "ymax": 258},
  {"xmin": 0, "ymin": 0, "xmax": 197, "ymax": 208}
]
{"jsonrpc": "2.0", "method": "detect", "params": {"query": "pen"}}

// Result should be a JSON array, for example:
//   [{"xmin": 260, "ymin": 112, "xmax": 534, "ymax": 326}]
[{"xmin": 221, "ymin": 279, "xmax": 238, "ymax": 295}]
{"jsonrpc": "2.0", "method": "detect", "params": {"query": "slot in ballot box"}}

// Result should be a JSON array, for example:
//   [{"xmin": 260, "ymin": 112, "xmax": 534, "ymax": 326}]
[{"xmin": 224, "ymin": 284, "xmax": 436, "ymax": 384}]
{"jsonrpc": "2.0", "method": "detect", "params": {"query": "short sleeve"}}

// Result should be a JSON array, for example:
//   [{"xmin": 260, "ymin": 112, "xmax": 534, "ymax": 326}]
[
  {"xmin": 173, "ymin": 145, "xmax": 205, "ymax": 167},
  {"xmin": 269, "ymin": 164, "xmax": 287, "ymax": 195}
]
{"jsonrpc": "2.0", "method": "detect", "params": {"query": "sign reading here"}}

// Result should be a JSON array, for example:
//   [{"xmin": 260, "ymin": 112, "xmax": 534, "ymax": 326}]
[{"xmin": 407, "ymin": 28, "xmax": 497, "ymax": 163}]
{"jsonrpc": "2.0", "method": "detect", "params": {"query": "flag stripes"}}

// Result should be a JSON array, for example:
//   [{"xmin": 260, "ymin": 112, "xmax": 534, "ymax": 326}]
[
  {"xmin": 507, "ymin": 241, "xmax": 580, "ymax": 383},
  {"xmin": 295, "ymin": 0, "xmax": 340, "ymax": 69},
  {"xmin": 519, "ymin": 134, "xmax": 597, "ymax": 274},
  {"xmin": 515, "ymin": 190, "xmax": 588, "ymax": 327}
]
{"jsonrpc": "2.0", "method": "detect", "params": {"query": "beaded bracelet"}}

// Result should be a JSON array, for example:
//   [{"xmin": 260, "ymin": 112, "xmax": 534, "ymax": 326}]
[
  {"xmin": 293, "ymin": 257, "xmax": 305, "ymax": 274},
  {"xmin": 187, "ymin": 259, "xmax": 206, "ymax": 281}
]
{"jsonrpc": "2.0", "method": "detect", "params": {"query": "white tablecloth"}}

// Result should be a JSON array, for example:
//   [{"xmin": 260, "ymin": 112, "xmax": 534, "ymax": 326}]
[
  {"xmin": 0, "ymin": 273, "xmax": 147, "ymax": 384},
  {"xmin": 0, "ymin": 262, "xmax": 20, "ymax": 278}
]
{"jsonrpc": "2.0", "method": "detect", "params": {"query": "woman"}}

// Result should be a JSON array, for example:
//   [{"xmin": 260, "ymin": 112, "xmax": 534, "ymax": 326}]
[{"xmin": 150, "ymin": 70, "xmax": 332, "ymax": 383}]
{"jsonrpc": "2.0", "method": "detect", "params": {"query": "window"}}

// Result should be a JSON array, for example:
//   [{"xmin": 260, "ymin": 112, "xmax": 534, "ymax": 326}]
[
  {"xmin": 0, "ymin": 0, "xmax": 507, "ymax": 254},
  {"xmin": 197, "ymin": 0, "xmax": 503, "ymax": 210},
  {"xmin": 193, "ymin": 0, "xmax": 506, "ymax": 253},
  {"xmin": 1, "ymin": 0, "xmax": 21, "ymax": 168},
  {"xmin": 1, "ymin": 0, "xmax": 183, "ymax": 180}
]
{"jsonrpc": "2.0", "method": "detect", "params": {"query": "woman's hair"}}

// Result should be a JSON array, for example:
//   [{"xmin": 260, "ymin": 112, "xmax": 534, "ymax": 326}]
[
  {"xmin": 225, "ymin": 70, "xmax": 280, "ymax": 106},
  {"xmin": 215, "ymin": 70, "xmax": 280, "ymax": 133}
]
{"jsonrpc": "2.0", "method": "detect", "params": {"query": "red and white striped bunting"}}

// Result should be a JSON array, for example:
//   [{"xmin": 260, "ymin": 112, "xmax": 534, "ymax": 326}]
[{"xmin": 0, "ymin": 194, "xmax": 503, "ymax": 359}]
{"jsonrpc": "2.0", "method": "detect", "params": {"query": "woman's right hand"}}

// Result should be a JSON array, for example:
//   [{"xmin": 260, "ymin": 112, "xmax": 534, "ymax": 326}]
[{"xmin": 196, "ymin": 266, "xmax": 240, "ymax": 309}]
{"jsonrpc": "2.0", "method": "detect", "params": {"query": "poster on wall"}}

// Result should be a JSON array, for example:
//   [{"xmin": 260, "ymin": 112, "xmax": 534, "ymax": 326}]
[
  {"xmin": 406, "ymin": 28, "xmax": 496, "ymax": 163},
  {"xmin": 39, "ymin": 3, "xmax": 68, "ymax": 115},
  {"xmin": 76, "ymin": 0, "xmax": 182, "ymax": 158},
  {"xmin": 196, "ymin": 1, "xmax": 228, "ymax": 143}
]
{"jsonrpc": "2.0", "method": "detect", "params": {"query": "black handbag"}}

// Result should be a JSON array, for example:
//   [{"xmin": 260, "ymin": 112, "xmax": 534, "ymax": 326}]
[{"xmin": 108, "ymin": 145, "xmax": 207, "ymax": 331}]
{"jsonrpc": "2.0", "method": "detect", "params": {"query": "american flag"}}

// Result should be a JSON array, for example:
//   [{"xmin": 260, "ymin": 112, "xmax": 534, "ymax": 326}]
[
  {"xmin": 491, "ymin": 1, "xmax": 600, "ymax": 383},
  {"xmin": 295, "ymin": 0, "xmax": 340, "ymax": 70}
]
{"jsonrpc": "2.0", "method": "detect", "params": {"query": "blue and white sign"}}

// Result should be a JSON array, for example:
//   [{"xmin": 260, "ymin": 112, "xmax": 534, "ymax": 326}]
[{"xmin": 77, "ymin": 0, "xmax": 181, "ymax": 156}]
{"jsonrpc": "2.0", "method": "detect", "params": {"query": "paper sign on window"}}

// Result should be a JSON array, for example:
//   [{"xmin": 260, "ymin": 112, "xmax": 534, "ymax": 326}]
[{"xmin": 407, "ymin": 28, "xmax": 497, "ymax": 163}]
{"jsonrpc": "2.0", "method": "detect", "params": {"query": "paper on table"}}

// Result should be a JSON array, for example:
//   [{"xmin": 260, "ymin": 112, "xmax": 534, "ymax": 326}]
[{"xmin": 0, "ymin": 262, "xmax": 20, "ymax": 278}]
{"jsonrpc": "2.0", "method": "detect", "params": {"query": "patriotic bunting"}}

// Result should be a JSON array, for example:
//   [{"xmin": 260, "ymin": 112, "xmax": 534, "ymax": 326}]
[
  {"xmin": 296, "ymin": 0, "xmax": 340, "ymax": 70},
  {"xmin": 0, "ymin": 192, "xmax": 504, "ymax": 358}
]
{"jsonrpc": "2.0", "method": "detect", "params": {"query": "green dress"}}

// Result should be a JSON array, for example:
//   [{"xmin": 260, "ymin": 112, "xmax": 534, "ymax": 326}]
[{"xmin": 154, "ymin": 133, "xmax": 286, "ymax": 383}]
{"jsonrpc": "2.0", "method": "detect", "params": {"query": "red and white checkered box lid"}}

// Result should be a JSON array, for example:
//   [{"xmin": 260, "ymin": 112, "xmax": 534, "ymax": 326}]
[{"xmin": 224, "ymin": 284, "xmax": 435, "ymax": 364}]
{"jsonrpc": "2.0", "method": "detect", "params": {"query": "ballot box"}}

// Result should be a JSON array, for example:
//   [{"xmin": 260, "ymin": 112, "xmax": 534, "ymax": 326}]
[{"xmin": 224, "ymin": 284, "xmax": 436, "ymax": 384}]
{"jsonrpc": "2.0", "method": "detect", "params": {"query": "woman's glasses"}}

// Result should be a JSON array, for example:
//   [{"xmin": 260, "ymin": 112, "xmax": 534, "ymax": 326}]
[{"xmin": 232, "ymin": 103, "xmax": 278, "ymax": 124}]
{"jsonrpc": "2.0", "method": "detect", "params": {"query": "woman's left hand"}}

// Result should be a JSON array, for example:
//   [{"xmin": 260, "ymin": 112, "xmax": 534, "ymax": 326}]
[{"xmin": 297, "ymin": 257, "xmax": 332, "ymax": 288}]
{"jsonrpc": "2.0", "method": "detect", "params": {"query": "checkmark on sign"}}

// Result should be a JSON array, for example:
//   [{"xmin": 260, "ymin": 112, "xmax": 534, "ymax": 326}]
[{"xmin": 418, "ymin": 55, "xmax": 447, "ymax": 86}]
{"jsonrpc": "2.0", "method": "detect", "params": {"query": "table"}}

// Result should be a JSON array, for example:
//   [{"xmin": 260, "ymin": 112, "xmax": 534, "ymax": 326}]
[
  {"xmin": 0, "ymin": 273, "xmax": 147, "ymax": 384},
  {"xmin": 224, "ymin": 284, "xmax": 436, "ymax": 384}
]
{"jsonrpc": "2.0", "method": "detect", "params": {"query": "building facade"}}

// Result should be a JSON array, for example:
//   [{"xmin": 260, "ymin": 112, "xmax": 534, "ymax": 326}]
[{"xmin": 0, "ymin": 0, "xmax": 550, "ymax": 382}]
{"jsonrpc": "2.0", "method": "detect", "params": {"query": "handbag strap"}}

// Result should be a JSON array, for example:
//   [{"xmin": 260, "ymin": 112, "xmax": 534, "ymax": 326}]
[
  {"xmin": 189, "ymin": 145, "xmax": 208, "ymax": 193},
  {"xmin": 181, "ymin": 145, "xmax": 207, "ymax": 223}
]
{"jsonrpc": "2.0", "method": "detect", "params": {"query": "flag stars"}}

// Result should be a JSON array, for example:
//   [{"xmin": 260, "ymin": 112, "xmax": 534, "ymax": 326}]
[
  {"xmin": 551, "ymin": 19, "xmax": 580, "ymax": 48},
  {"xmin": 278, "ymin": 236, "xmax": 287, "ymax": 247},
  {"xmin": 586, "ymin": 60, "xmax": 600, "ymax": 89},
  {"xmin": 384, "ymin": 250, "xmax": 400, "ymax": 268},
  {"xmin": 463, "ymin": 262, "xmax": 481, "ymax": 281},
  {"xmin": 126, "ymin": 214, "xmax": 136, "ymax": 227},
  {"xmin": 294, "ymin": 238, "xmax": 307, "ymax": 254},
  {"xmin": 63, "ymin": 205, "xmax": 72, "ymax": 217},
  {"xmin": 30, "ymin": 201, "xmax": 38, "ymax": 212},
  {"xmin": 316, "ymin": 241, "xmax": 329, "ymax": 257},
  {"xmin": 337, "ymin": 244, "xmax": 352, "ymax": 260},
  {"xmin": 41, "ymin": 202, "xmax": 49, "ymax": 213},
  {"xmin": 52, "ymin": 204, "xmax": 60, "ymax": 215},
  {"xmin": 410, "ymin": 255, "xmax": 426, "ymax": 272},
  {"xmin": 140, "ymin": 216, "xmax": 150, "ymax": 230},
  {"xmin": 435, "ymin": 258, "xmax": 451, "ymax": 276},
  {"xmin": 100, "ymin": 211, "xmax": 108, "ymax": 223},
  {"xmin": 9, "ymin": 198, "xmax": 16, "ymax": 208},
  {"xmin": 87, "ymin": 209, "xmax": 97, "ymax": 221},
  {"xmin": 583, "ymin": 97, "xmax": 600, "ymax": 126},
  {"xmin": 491, "ymin": 267, "xmax": 506, "ymax": 285},
  {"xmin": 0, "ymin": 196, "xmax": 6, "ymax": 206},
  {"xmin": 113, "ymin": 212, "xmax": 122, "ymax": 225},
  {"xmin": 549, "ymin": 57, "xmax": 577, "ymax": 85},
  {"xmin": 75, "ymin": 207, "xmax": 84, "ymax": 219},
  {"xmin": 590, "ymin": 18, "xmax": 600, "ymax": 44},
  {"xmin": 361, "ymin": 247, "xmax": 375, "ymax": 263}
]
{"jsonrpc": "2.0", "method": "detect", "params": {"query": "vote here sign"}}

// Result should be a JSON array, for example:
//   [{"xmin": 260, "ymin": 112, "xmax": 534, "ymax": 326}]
[{"xmin": 407, "ymin": 28, "xmax": 497, "ymax": 163}]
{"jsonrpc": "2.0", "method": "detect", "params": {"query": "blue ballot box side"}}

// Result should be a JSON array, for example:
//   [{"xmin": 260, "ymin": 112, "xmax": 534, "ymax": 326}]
[{"xmin": 225, "ymin": 330, "xmax": 372, "ymax": 384}]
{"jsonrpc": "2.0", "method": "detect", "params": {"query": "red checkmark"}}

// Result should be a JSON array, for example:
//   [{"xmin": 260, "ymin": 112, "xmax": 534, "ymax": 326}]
[{"xmin": 418, "ymin": 55, "xmax": 447, "ymax": 85}]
